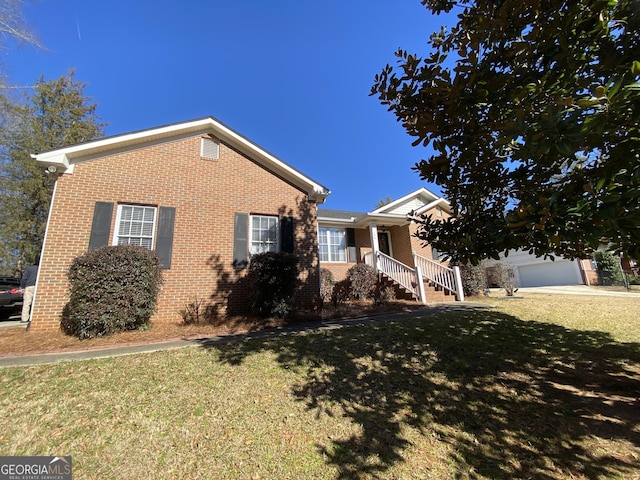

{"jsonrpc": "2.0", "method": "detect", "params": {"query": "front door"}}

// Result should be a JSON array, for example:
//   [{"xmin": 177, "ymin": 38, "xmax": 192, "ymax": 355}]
[{"xmin": 377, "ymin": 231, "xmax": 391, "ymax": 256}]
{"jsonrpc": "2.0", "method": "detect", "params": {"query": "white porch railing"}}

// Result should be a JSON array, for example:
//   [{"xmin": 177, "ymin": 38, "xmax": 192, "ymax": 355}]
[
  {"xmin": 364, "ymin": 251, "xmax": 419, "ymax": 299},
  {"xmin": 364, "ymin": 251, "xmax": 465, "ymax": 303},
  {"xmin": 413, "ymin": 254, "xmax": 464, "ymax": 301}
]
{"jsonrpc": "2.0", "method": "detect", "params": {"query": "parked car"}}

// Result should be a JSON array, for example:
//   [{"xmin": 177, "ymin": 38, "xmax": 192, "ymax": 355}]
[{"xmin": 0, "ymin": 276, "xmax": 23, "ymax": 320}]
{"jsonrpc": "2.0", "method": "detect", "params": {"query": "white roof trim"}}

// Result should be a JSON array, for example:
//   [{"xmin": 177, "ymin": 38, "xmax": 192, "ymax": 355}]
[
  {"xmin": 32, "ymin": 117, "xmax": 330, "ymax": 204},
  {"xmin": 371, "ymin": 187, "xmax": 442, "ymax": 214},
  {"xmin": 317, "ymin": 188, "xmax": 452, "ymax": 228},
  {"xmin": 412, "ymin": 197, "xmax": 452, "ymax": 216},
  {"xmin": 317, "ymin": 212, "xmax": 411, "ymax": 228}
]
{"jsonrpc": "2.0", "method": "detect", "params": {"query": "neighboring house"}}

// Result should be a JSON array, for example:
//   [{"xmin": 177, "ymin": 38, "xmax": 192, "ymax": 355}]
[
  {"xmin": 485, "ymin": 251, "xmax": 598, "ymax": 288},
  {"xmin": 30, "ymin": 117, "xmax": 329, "ymax": 332},
  {"xmin": 317, "ymin": 188, "xmax": 465, "ymax": 303}
]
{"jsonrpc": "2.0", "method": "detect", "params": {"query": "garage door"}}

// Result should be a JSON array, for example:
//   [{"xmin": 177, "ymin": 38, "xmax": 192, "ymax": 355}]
[{"xmin": 517, "ymin": 260, "xmax": 581, "ymax": 287}]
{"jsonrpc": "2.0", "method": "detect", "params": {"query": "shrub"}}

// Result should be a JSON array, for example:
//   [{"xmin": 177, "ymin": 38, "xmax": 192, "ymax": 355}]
[
  {"xmin": 594, "ymin": 251, "xmax": 624, "ymax": 286},
  {"xmin": 248, "ymin": 252, "xmax": 299, "ymax": 317},
  {"xmin": 493, "ymin": 263, "xmax": 518, "ymax": 296},
  {"xmin": 181, "ymin": 296, "xmax": 218, "ymax": 325},
  {"xmin": 331, "ymin": 279, "xmax": 351, "ymax": 307},
  {"xmin": 374, "ymin": 284, "xmax": 396, "ymax": 304},
  {"xmin": 320, "ymin": 268, "xmax": 334, "ymax": 304},
  {"xmin": 62, "ymin": 245, "xmax": 163, "ymax": 339},
  {"xmin": 346, "ymin": 263, "xmax": 378, "ymax": 300},
  {"xmin": 459, "ymin": 262, "xmax": 487, "ymax": 297}
]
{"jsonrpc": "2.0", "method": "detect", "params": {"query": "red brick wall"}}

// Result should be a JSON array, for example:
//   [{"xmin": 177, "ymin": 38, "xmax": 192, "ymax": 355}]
[
  {"xmin": 30, "ymin": 135, "xmax": 321, "ymax": 331},
  {"xmin": 410, "ymin": 207, "xmax": 451, "ymax": 262},
  {"xmin": 389, "ymin": 225, "xmax": 414, "ymax": 266}
]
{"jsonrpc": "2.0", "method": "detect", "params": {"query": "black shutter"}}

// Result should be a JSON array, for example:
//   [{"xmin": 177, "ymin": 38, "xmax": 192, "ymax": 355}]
[
  {"xmin": 156, "ymin": 206, "xmax": 175, "ymax": 269},
  {"xmin": 88, "ymin": 202, "xmax": 114, "ymax": 250},
  {"xmin": 233, "ymin": 212, "xmax": 249, "ymax": 269},
  {"xmin": 346, "ymin": 228, "xmax": 357, "ymax": 262},
  {"xmin": 280, "ymin": 216, "xmax": 294, "ymax": 254}
]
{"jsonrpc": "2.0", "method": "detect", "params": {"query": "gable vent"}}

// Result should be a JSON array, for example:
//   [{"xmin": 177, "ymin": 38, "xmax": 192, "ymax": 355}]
[{"xmin": 201, "ymin": 137, "xmax": 220, "ymax": 159}]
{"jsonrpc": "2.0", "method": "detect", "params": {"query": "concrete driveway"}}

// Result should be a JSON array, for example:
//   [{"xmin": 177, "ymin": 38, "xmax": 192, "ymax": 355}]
[{"xmin": 498, "ymin": 285, "xmax": 640, "ymax": 298}]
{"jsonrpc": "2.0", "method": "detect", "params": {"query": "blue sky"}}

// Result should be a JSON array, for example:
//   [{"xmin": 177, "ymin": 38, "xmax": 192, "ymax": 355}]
[{"xmin": 8, "ymin": 1, "xmax": 457, "ymax": 212}]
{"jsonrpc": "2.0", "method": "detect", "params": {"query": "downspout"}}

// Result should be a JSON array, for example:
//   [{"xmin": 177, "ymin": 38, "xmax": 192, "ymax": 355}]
[{"xmin": 28, "ymin": 172, "xmax": 60, "ymax": 331}]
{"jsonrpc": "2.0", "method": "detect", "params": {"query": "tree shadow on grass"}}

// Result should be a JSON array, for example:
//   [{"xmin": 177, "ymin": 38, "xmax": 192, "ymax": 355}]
[{"xmin": 207, "ymin": 311, "xmax": 640, "ymax": 479}]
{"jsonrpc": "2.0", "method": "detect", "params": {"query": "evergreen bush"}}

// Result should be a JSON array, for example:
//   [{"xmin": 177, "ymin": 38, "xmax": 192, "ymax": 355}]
[
  {"xmin": 248, "ymin": 252, "xmax": 299, "ymax": 317},
  {"xmin": 346, "ymin": 263, "xmax": 377, "ymax": 300},
  {"xmin": 61, "ymin": 245, "xmax": 163, "ymax": 339},
  {"xmin": 331, "ymin": 279, "xmax": 351, "ymax": 307},
  {"xmin": 594, "ymin": 251, "xmax": 624, "ymax": 286},
  {"xmin": 320, "ymin": 268, "xmax": 334, "ymax": 305},
  {"xmin": 459, "ymin": 262, "xmax": 487, "ymax": 297}
]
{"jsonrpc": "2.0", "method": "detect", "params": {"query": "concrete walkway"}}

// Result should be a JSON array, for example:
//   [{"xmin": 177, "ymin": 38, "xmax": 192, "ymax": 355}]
[
  {"xmin": 1, "ymin": 285, "xmax": 637, "ymax": 368},
  {"xmin": 0, "ymin": 303, "xmax": 490, "ymax": 368}
]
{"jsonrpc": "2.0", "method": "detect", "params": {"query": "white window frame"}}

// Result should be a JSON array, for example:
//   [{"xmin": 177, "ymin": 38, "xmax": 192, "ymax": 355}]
[
  {"xmin": 113, "ymin": 204, "xmax": 157, "ymax": 249},
  {"xmin": 318, "ymin": 227, "xmax": 346, "ymax": 262},
  {"xmin": 250, "ymin": 214, "xmax": 279, "ymax": 255}
]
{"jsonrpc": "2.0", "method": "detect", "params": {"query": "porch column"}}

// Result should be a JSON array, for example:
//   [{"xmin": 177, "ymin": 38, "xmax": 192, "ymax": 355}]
[
  {"xmin": 413, "ymin": 253, "xmax": 427, "ymax": 305},
  {"xmin": 453, "ymin": 265, "xmax": 465, "ymax": 302},
  {"xmin": 369, "ymin": 223, "xmax": 379, "ymax": 272}
]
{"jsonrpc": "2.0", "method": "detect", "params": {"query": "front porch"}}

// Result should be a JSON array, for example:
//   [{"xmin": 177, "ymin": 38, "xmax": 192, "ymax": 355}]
[{"xmin": 317, "ymin": 188, "xmax": 465, "ymax": 304}]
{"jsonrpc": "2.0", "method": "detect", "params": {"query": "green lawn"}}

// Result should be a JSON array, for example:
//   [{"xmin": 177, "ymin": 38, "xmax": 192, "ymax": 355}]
[{"xmin": 1, "ymin": 294, "xmax": 639, "ymax": 479}]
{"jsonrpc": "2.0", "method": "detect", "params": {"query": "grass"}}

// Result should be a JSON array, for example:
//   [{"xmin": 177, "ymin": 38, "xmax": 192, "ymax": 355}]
[{"xmin": 1, "ymin": 293, "xmax": 640, "ymax": 479}]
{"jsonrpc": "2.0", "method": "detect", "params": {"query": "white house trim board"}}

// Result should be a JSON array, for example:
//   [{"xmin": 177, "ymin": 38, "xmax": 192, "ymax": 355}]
[
  {"xmin": 32, "ymin": 117, "xmax": 330, "ymax": 204},
  {"xmin": 412, "ymin": 198, "xmax": 452, "ymax": 216},
  {"xmin": 372, "ymin": 187, "xmax": 442, "ymax": 215}
]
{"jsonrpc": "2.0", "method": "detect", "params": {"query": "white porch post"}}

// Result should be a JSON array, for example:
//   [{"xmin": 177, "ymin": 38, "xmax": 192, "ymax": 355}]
[
  {"xmin": 413, "ymin": 252, "xmax": 427, "ymax": 304},
  {"xmin": 369, "ymin": 223, "xmax": 379, "ymax": 272},
  {"xmin": 453, "ymin": 265, "xmax": 465, "ymax": 302}
]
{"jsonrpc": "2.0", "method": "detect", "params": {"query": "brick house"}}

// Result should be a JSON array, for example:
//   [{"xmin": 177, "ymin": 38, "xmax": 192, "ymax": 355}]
[
  {"xmin": 31, "ymin": 117, "xmax": 329, "ymax": 332},
  {"xmin": 317, "ymin": 188, "xmax": 465, "ymax": 303}
]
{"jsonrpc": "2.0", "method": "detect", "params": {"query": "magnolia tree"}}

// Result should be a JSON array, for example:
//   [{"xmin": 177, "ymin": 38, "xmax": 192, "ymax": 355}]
[{"xmin": 372, "ymin": 0, "xmax": 640, "ymax": 264}]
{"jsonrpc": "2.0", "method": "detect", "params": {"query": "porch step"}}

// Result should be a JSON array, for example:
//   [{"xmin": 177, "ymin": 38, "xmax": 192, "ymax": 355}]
[
  {"xmin": 379, "ymin": 274, "xmax": 418, "ymax": 301},
  {"xmin": 422, "ymin": 282, "xmax": 449, "ymax": 302},
  {"xmin": 379, "ymin": 273, "xmax": 456, "ymax": 303}
]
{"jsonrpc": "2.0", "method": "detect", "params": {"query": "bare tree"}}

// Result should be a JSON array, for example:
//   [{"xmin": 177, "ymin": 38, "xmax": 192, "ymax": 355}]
[{"xmin": 0, "ymin": 0, "xmax": 41, "ymax": 50}]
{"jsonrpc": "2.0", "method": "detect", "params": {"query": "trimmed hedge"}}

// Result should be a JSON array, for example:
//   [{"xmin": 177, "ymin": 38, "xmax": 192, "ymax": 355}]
[
  {"xmin": 248, "ymin": 252, "xmax": 299, "ymax": 318},
  {"xmin": 61, "ymin": 245, "xmax": 163, "ymax": 339},
  {"xmin": 346, "ymin": 263, "xmax": 377, "ymax": 300}
]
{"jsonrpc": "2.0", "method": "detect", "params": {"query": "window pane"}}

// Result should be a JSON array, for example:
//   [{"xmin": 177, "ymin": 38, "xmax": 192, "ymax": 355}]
[
  {"xmin": 318, "ymin": 227, "xmax": 346, "ymax": 262},
  {"xmin": 115, "ymin": 205, "xmax": 156, "ymax": 250},
  {"xmin": 319, "ymin": 244, "xmax": 328, "ymax": 262},
  {"xmin": 121, "ymin": 207, "xmax": 132, "ymax": 221},
  {"xmin": 250, "ymin": 215, "xmax": 278, "ymax": 254}
]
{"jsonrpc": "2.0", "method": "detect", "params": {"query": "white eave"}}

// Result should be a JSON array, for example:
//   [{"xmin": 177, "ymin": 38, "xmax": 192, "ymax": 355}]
[
  {"xmin": 412, "ymin": 197, "xmax": 452, "ymax": 216},
  {"xmin": 31, "ymin": 116, "xmax": 331, "ymax": 204},
  {"xmin": 317, "ymin": 211, "xmax": 413, "ymax": 228},
  {"xmin": 317, "ymin": 187, "xmax": 451, "ymax": 228}
]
